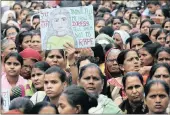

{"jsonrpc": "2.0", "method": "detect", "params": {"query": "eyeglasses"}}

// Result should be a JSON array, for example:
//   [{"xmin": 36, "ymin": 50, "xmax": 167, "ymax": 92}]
[{"xmin": 7, "ymin": 32, "xmax": 17, "ymax": 37}]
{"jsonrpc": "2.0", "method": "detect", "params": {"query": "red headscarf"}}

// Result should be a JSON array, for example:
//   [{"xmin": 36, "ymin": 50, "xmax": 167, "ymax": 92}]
[{"xmin": 19, "ymin": 48, "xmax": 42, "ymax": 61}]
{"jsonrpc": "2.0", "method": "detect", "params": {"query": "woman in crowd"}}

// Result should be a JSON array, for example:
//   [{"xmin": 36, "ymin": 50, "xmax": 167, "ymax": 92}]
[
  {"xmin": 145, "ymin": 80, "xmax": 169, "ymax": 114},
  {"xmin": 94, "ymin": 17, "xmax": 105, "ymax": 34},
  {"xmin": 104, "ymin": 48, "xmax": 125, "ymax": 105},
  {"xmin": 1, "ymin": 38, "xmax": 17, "ymax": 73},
  {"xmin": 15, "ymin": 30, "xmax": 32, "ymax": 52},
  {"xmin": 155, "ymin": 8, "xmax": 170, "ymax": 24},
  {"xmin": 129, "ymin": 33, "xmax": 151, "ymax": 50},
  {"xmin": 119, "ymin": 71, "xmax": 148, "ymax": 114},
  {"xmin": 147, "ymin": 63, "xmax": 170, "ymax": 88},
  {"xmin": 1, "ymin": 10, "xmax": 16, "ymax": 24},
  {"xmin": 129, "ymin": 10, "xmax": 141, "ymax": 28},
  {"xmin": 1, "ymin": 52, "xmax": 27, "ymax": 90},
  {"xmin": 30, "ymin": 102, "xmax": 58, "ymax": 114},
  {"xmin": 162, "ymin": 18, "xmax": 170, "ymax": 32},
  {"xmin": 3, "ymin": 25, "xmax": 19, "ymax": 41},
  {"xmin": 30, "ymin": 66, "xmax": 67, "ymax": 106},
  {"xmin": 58, "ymin": 85, "xmax": 97, "ymax": 114},
  {"xmin": 149, "ymin": 24, "xmax": 161, "ymax": 42},
  {"xmin": 30, "ymin": 30, "xmax": 41, "ymax": 53},
  {"xmin": 165, "ymin": 33, "xmax": 170, "ymax": 47},
  {"xmin": 155, "ymin": 47, "xmax": 170, "ymax": 65},
  {"xmin": 155, "ymin": 29, "xmax": 168, "ymax": 46},
  {"xmin": 140, "ymin": 19, "xmax": 154, "ymax": 37},
  {"xmin": 78, "ymin": 63, "xmax": 122, "ymax": 114},
  {"xmin": 10, "ymin": 61, "xmax": 50, "ymax": 99}
]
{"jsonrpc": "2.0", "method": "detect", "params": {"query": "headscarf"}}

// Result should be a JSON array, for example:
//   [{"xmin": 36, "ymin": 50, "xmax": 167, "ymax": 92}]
[
  {"xmin": 1, "ymin": 10, "xmax": 16, "ymax": 24},
  {"xmin": 113, "ymin": 30, "xmax": 130, "ymax": 44},
  {"xmin": 19, "ymin": 48, "xmax": 42, "ymax": 61}
]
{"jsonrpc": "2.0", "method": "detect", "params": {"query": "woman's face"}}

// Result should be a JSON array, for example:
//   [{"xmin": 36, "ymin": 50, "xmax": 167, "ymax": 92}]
[
  {"xmin": 152, "ymin": 67, "xmax": 170, "ymax": 87},
  {"xmin": 125, "ymin": 76, "xmax": 144, "ymax": 104},
  {"xmin": 124, "ymin": 10, "xmax": 132, "ymax": 20},
  {"xmin": 13, "ymin": 4, "xmax": 22, "ymax": 14},
  {"xmin": 150, "ymin": 29, "xmax": 159, "ymax": 42},
  {"xmin": 156, "ymin": 32, "xmax": 166, "ymax": 46},
  {"xmin": 45, "ymin": 50, "xmax": 65, "ymax": 68},
  {"xmin": 6, "ymin": 28, "xmax": 18, "ymax": 41},
  {"xmin": 31, "ymin": 35, "xmax": 41, "ymax": 52},
  {"xmin": 79, "ymin": 67, "xmax": 103, "ymax": 95},
  {"xmin": 31, "ymin": 68, "xmax": 45, "ymax": 90},
  {"xmin": 20, "ymin": 10, "xmax": 29, "ymax": 21},
  {"xmin": 113, "ymin": 33, "xmax": 123, "ymax": 47},
  {"xmin": 95, "ymin": 20, "xmax": 105, "ymax": 33},
  {"xmin": 123, "ymin": 51, "xmax": 141, "ymax": 73},
  {"xmin": 130, "ymin": 14, "xmax": 139, "ymax": 26},
  {"xmin": 8, "ymin": 13, "xmax": 14, "ymax": 21},
  {"xmin": 146, "ymin": 83, "xmax": 169, "ymax": 114},
  {"xmin": 136, "ymin": 19, "xmax": 141, "ymax": 29},
  {"xmin": 58, "ymin": 94, "xmax": 80, "ymax": 114},
  {"xmin": 26, "ymin": 16, "xmax": 31, "ymax": 25},
  {"xmin": 112, "ymin": 19, "xmax": 121, "ymax": 30},
  {"xmin": 106, "ymin": 51, "xmax": 120, "ymax": 74},
  {"xmin": 157, "ymin": 51, "xmax": 170, "ymax": 65},
  {"xmin": 52, "ymin": 14, "xmax": 68, "ymax": 36},
  {"xmin": 140, "ymin": 21, "xmax": 151, "ymax": 36},
  {"xmin": 165, "ymin": 35, "xmax": 170, "ymax": 48},
  {"xmin": 155, "ymin": 9, "xmax": 165, "ymax": 24},
  {"xmin": 2, "ymin": 40, "xmax": 17, "ymax": 58},
  {"xmin": 44, "ymin": 72, "xmax": 65, "ymax": 98},
  {"xmin": 139, "ymin": 48, "xmax": 154, "ymax": 66},
  {"xmin": 131, "ymin": 38, "xmax": 144, "ymax": 50},
  {"xmin": 21, "ymin": 35, "xmax": 32, "ymax": 49},
  {"xmin": 164, "ymin": 21, "xmax": 170, "ymax": 31},
  {"xmin": 32, "ymin": 18, "xmax": 40, "ymax": 29},
  {"xmin": 4, "ymin": 56, "xmax": 21, "ymax": 77},
  {"xmin": 39, "ymin": 106, "xmax": 56, "ymax": 114}
]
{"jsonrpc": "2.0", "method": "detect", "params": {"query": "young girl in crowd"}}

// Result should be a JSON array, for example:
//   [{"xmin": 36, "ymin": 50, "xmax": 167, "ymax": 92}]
[{"xmin": 1, "ymin": 52, "xmax": 27, "ymax": 90}]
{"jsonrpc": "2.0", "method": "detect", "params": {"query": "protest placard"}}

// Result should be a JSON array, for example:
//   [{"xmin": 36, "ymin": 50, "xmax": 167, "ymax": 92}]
[
  {"xmin": 39, "ymin": 5, "xmax": 95, "ymax": 50},
  {"xmin": 1, "ymin": 89, "xmax": 10, "ymax": 112}
]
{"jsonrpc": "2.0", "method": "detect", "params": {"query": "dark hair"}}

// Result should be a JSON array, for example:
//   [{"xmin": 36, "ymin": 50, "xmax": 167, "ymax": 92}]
[
  {"xmin": 117, "ymin": 49, "xmax": 138, "ymax": 65},
  {"xmin": 15, "ymin": 31, "xmax": 32, "ymax": 52},
  {"xmin": 79, "ymin": 63, "xmax": 107, "ymax": 95},
  {"xmin": 77, "ymin": 56, "xmax": 99, "ymax": 70},
  {"xmin": 79, "ymin": 63, "xmax": 103, "ymax": 79},
  {"xmin": 45, "ymin": 49, "xmax": 64, "ymax": 59},
  {"xmin": 3, "ymin": 26, "xmax": 19, "ymax": 37},
  {"xmin": 13, "ymin": 3, "xmax": 23, "ymax": 10},
  {"xmin": 162, "ymin": 18, "xmax": 170, "ymax": 29},
  {"xmin": 111, "ymin": 16, "xmax": 124, "ymax": 24},
  {"xmin": 122, "ymin": 71, "xmax": 143, "ymax": 88},
  {"xmin": 94, "ymin": 17, "xmax": 105, "ymax": 26},
  {"xmin": 155, "ymin": 47, "xmax": 170, "ymax": 59},
  {"xmin": 45, "ymin": 66, "xmax": 66, "ymax": 82},
  {"xmin": 155, "ymin": 29, "xmax": 168, "ymax": 40},
  {"xmin": 33, "ymin": 61, "xmax": 50, "ymax": 72},
  {"xmin": 149, "ymin": 24, "xmax": 162, "ymax": 36},
  {"xmin": 20, "ymin": 23, "xmax": 33, "ymax": 31},
  {"xmin": 99, "ymin": 26, "xmax": 114, "ymax": 37},
  {"xmin": 9, "ymin": 97, "xmax": 33, "ymax": 114},
  {"xmin": 140, "ymin": 19, "xmax": 155, "ymax": 29},
  {"xmin": 144, "ymin": 80, "xmax": 169, "ymax": 98},
  {"xmin": 146, "ymin": 1, "xmax": 160, "ymax": 6},
  {"xmin": 120, "ymin": 23, "xmax": 132, "ymax": 30},
  {"xmin": 142, "ymin": 42, "xmax": 162, "ymax": 59},
  {"xmin": 91, "ymin": 43, "xmax": 105, "ymax": 64},
  {"xmin": 4, "ymin": 52, "xmax": 23, "ymax": 66},
  {"xmin": 32, "ymin": 14, "xmax": 40, "ymax": 21},
  {"xmin": 159, "ymin": 8, "xmax": 170, "ymax": 19},
  {"xmin": 62, "ymin": 85, "xmax": 97, "ymax": 114},
  {"xmin": 129, "ymin": 33, "xmax": 151, "ymax": 48},
  {"xmin": 30, "ymin": 101, "xmax": 58, "ymax": 114},
  {"xmin": 147, "ymin": 63, "xmax": 170, "ymax": 82},
  {"xmin": 129, "ymin": 10, "xmax": 141, "ymax": 20}
]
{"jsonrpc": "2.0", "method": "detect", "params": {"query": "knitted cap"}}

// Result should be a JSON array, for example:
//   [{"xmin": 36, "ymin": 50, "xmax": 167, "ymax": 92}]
[{"xmin": 11, "ymin": 85, "xmax": 25, "ymax": 100}]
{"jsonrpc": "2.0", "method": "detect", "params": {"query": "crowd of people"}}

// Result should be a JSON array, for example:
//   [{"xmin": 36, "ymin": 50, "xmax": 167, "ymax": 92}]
[{"xmin": 1, "ymin": 0, "xmax": 170, "ymax": 114}]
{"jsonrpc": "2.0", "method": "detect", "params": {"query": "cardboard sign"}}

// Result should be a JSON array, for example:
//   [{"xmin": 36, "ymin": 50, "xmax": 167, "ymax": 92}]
[
  {"xmin": 1, "ymin": 89, "xmax": 10, "ymax": 112},
  {"xmin": 39, "ymin": 5, "xmax": 95, "ymax": 50}
]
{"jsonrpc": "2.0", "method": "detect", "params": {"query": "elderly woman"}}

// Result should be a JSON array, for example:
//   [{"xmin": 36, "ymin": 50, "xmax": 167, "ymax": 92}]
[{"xmin": 78, "ymin": 63, "xmax": 122, "ymax": 114}]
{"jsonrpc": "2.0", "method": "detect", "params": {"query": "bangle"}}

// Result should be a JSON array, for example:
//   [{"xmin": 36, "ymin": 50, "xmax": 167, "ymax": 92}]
[{"xmin": 69, "ymin": 62, "xmax": 77, "ymax": 66}]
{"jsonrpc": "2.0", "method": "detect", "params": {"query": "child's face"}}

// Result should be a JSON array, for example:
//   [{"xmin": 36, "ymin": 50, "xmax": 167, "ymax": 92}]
[
  {"xmin": 147, "ymin": 4, "xmax": 157, "ymax": 14},
  {"xmin": 4, "ymin": 56, "xmax": 21, "ymax": 77}
]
